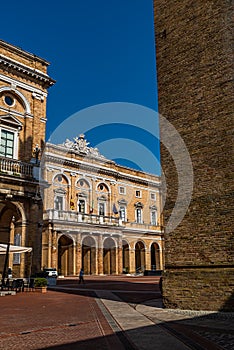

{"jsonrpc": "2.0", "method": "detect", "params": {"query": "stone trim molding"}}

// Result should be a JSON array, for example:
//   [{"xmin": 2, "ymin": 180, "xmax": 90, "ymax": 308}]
[
  {"xmin": 0, "ymin": 74, "xmax": 48, "ymax": 96},
  {"xmin": 0, "ymin": 54, "xmax": 55, "ymax": 88},
  {"xmin": 0, "ymin": 85, "xmax": 31, "ymax": 113}
]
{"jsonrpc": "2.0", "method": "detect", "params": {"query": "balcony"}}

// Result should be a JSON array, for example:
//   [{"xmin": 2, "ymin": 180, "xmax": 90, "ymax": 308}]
[
  {"xmin": 46, "ymin": 209, "xmax": 122, "ymax": 226},
  {"xmin": 0, "ymin": 157, "xmax": 34, "ymax": 179},
  {"xmin": 126, "ymin": 221, "xmax": 161, "ymax": 231}
]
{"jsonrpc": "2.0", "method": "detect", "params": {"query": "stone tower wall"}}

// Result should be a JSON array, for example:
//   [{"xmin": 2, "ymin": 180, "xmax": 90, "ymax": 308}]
[{"xmin": 154, "ymin": 0, "xmax": 234, "ymax": 310}]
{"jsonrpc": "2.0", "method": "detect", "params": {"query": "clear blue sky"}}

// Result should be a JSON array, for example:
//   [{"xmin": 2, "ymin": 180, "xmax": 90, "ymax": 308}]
[{"xmin": 1, "ymin": 0, "xmax": 160, "ymax": 174}]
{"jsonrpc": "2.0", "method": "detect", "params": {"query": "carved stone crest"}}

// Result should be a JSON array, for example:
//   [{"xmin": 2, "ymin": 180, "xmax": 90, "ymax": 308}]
[{"xmin": 62, "ymin": 134, "xmax": 105, "ymax": 158}]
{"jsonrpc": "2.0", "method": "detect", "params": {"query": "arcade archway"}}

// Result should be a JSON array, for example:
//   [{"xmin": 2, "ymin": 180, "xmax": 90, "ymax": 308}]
[
  {"xmin": 82, "ymin": 236, "xmax": 96, "ymax": 274},
  {"xmin": 58, "ymin": 235, "xmax": 73, "ymax": 276},
  {"xmin": 103, "ymin": 237, "xmax": 117, "ymax": 274},
  {"xmin": 151, "ymin": 242, "xmax": 161, "ymax": 270},
  {"xmin": 122, "ymin": 240, "xmax": 130, "ymax": 273},
  {"xmin": 135, "ymin": 241, "xmax": 145, "ymax": 272},
  {"xmin": 0, "ymin": 201, "xmax": 27, "ymax": 278}
]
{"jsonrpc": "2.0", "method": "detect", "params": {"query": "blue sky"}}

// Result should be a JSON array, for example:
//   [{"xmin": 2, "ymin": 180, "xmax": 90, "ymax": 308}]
[{"xmin": 1, "ymin": 0, "xmax": 160, "ymax": 174}]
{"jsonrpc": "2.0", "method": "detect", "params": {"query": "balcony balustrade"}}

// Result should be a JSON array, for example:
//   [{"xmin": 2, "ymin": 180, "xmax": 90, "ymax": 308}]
[
  {"xmin": 128, "ymin": 221, "xmax": 161, "ymax": 230},
  {"xmin": 45, "ymin": 209, "xmax": 161, "ymax": 231},
  {"xmin": 0, "ymin": 157, "xmax": 34, "ymax": 178},
  {"xmin": 46, "ymin": 209, "xmax": 122, "ymax": 226}
]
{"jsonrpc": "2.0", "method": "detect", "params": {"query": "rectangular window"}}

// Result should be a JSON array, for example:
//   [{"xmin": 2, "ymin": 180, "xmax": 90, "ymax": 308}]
[
  {"xmin": 0, "ymin": 129, "xmax": 14, "ymax": 158},
  {"xmin": 151, "ymin": 211, "xmax": 157, "ymax": 225},
  {"xmin": 55, "ymin": 196, "xmax": 63, "ymax": 210},
  {"xmin": 119, "ymin": 186, "xmax": 126, "ymax": 195},
  {"xmin": 135, "ymin": 190, "xmax": 141, "ymax": 198},
  {"xmin": 13, "ymin": 233, "xmax": 21, "ymax": 264},
  {"xmin": 150, "ymin": 193, "xmax": 156, "ymax": 200},
  {"xmin": 119, "ymin": 206, "xmax": 126, "ymax": 221},
  {"xmin": 99, "ymin": 202, "xmax": 105, "ymax": 216},
  {"xmin": 78, "ymin": 199, "xmax": 85, "ymax": 213},
  {"xmin": 136, "ymin": 208, "xmax": 142, "ymax": 223}
]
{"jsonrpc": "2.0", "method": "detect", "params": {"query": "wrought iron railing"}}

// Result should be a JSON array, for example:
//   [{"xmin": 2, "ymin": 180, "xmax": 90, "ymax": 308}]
[{"xmin": 0, "ymin": 157, "xmax": 34, "ymax": 178}]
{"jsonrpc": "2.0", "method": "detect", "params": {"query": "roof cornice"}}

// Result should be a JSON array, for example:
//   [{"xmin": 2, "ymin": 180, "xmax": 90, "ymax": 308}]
[
  {"xmin": 0, "ymin": 39, "xmax": 50, "ymax": 65},
  {"xmin": 0, "ymin": 55, "xmax": 55, "ymax": 88}
]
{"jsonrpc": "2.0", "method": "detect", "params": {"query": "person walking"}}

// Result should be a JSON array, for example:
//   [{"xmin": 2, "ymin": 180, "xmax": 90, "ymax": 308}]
[{"xmin": 78, "ymin": 268, "xmax": 85, "ymax": 284}]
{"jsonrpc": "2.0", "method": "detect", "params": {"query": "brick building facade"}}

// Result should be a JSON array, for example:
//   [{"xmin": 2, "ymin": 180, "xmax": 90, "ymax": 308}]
[
  {"xmin": 154, "ymin": 1, "xmax": 233, "ymax": 310},
  {"xmin": 0, "ymin": 40, "xmax": 163, "ymax": 278},
  {"xmin": 41, "ymin": 135, "xmax": 163, "ymax": 276},
  {"xmin": 0, "ymin": 40, "xmax": 55, "ymax": 278}
]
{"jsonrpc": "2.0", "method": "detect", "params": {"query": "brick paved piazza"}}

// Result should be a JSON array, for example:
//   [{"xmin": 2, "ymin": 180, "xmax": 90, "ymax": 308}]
[{"xmin": 0, "ymin": 275, "xmax": 233, "ymax": 349}]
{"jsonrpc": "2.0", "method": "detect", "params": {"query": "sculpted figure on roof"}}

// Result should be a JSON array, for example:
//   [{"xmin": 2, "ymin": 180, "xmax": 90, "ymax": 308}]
[{"xmin": 62, "ymin": 134, "xmax": 105, "ymax": 158}]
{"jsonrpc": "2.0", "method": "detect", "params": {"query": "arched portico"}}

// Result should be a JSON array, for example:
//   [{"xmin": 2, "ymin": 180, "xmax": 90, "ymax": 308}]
[
  {"xmin": 58, "ymin": 234, "xmax": 74, "ymax": 276},
  {"xmin": 122, "ymin": 240, "xmax": 130, "ymax": 273},
  {"xmin": 82, "ymin": 236, "xmax": 97, "ymax": 274},
  {"xmin": 103, "ymin": 237, "xmax": 117, "ymax": 274},
  {"xmin": 150, "ymin": 242, "xmax": 161, "ymax": 270},
  {"xmin": 135, "ymin": 241, "xmax": 145, "ymax": 273},
  {"xmin": 0, "ymin": 201, "xmax": 29, "ymax": 278}
]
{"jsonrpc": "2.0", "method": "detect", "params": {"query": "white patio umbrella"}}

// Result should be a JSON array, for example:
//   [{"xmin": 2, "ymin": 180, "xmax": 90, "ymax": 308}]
[
  {"xmin": 0, "ymin": 244, "xmax": 32, "ymax": 254},
  {"xmin": 0, "ymin": 243, "xmax": 33, "ymax": 285}
]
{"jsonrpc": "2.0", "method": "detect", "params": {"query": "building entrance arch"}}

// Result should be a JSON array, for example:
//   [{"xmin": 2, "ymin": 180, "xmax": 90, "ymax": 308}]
[
  {"xmin": 103, "ymin": 237, "xmax": 116, "ymax": 274},
  {"xmin": 135, "ymin": 241, "xmax": 145, "ymax": 273},
  {"xmin": 0, "ymin": 201, "xmax": 26, "ymax": 278},
  {"xmin": 82, "ymin": 236, "xmax": 96, "ymax": 274},
  {"xmin": 58, "ymin": 235, "xmax": 73, "ymax": 276},
  {"xmin": 151, "ymin": 242, "xmax": 160, "ymax": 270},
  {"xmin": 122, "ymin": 240, "xmax": 130, "ymax": 273}
]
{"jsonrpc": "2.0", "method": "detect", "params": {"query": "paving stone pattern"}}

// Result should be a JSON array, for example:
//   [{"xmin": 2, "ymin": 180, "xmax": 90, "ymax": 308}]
[{"xmin": 0, "ymin": 276, "xmax": 233, "ymax": 349}]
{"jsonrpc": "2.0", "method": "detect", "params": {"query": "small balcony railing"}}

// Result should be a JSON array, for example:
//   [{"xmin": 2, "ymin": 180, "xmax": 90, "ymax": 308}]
[
  {"xmin": 0, "ymin": 157, "xmax": 34, "ymax": 178},
  {"xmin": 46, "ymin": 209, "xmax": 122, "ymax": 226},
  {"xmin": 128, "ymin": 221, "xmax": 161, "ymax": 230}
]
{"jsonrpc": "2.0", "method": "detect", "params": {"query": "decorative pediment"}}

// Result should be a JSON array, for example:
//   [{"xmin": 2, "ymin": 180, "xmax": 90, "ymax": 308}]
[
  {"xmin": 98, "ymin": 195, "xmax": 107, "ymax": 201},
  {"xmin": 77, "ymin": 192, "xmax": 88, "ymax": 198},
  {"xmin": 118, "ymin": 199, "xmax": 128, "ymax": 205},
  {"xmin": 0, "ymin": 114, "xmax": 22, "ymax": 129},
  {"xmin": 134, "ymin": 201, "xmax": 144, "ymax": 208},
  {"xmin": 54, "ymin": 188, "xmax": 66, "ymax": 195},
  {"xmin": 150, "ymin": 205, "xmax": 157, "ymax": 210}
]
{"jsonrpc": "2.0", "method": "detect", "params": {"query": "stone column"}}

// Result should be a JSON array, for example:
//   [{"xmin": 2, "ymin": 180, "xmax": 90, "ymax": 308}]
[
  {"xmin": 129, "ymin": 247, "xmax": 135, "ymax": 274},
  {"xmin": 19, "ymin": 221, "xmax": 27, "ymax": 277},
  {"xmin": 76, "ymin": 233, "xmax": 82, "ymax": 273},
  {"xmin": 145, "ymin": 245, "xmax": 151, "ymax": 271},
  {"xmin": 159, "ymin": 242, "xmax": 163, "ymax": 270},
  {"xmin": 0, "ymin": 226, "xmax": 11, "ymax": 279},
  {"xmin": 73, "ymin": 242, "xmax": 76, "ymax": 275},
  {"xmin": 118, "ymin": 236, "xmax": 123, "ymax": 274},
  {"xmin": 47, "ymin": 225, "xmax": 52, "ymax": 268},
  {"xmin": 8, "ymin": 223, "xmax": 14, "ymax": 271},
  {"xmin": 51, "ymin": 230, "xmax": 57, "ymax": 268},
  {"xmin": 98, "ymin": 234, "xmax": 103, "ymax": 275}
]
